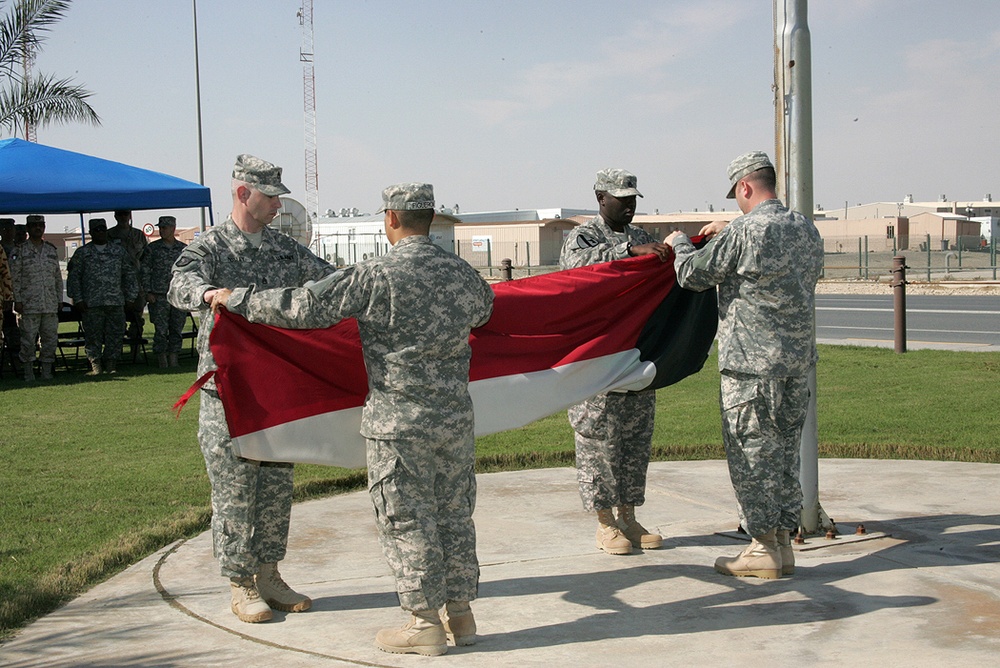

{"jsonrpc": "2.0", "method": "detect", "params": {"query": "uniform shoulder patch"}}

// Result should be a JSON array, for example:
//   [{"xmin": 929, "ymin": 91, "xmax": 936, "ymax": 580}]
[
  {"xmin": 182, "ymin": 243, "xmax": 209, "ymax": 259},
  {"xmin": 575, "ymin": 234, "xmax": 599, "ymax": 249}
]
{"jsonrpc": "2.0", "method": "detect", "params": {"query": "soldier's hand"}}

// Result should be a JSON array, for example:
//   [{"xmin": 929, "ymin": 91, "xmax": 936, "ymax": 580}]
[
  {"xmin": 698, "ymin": 220, "xmax": 728, "ymax": 239},
  {"xmin": 208, "ymin": 289, "xmax": 233, "ymax": 314},
  {"xmin": 147, "ymin": 294, "xmax": 157, "ymax": 304},
  {"xmin": 628, "ymin": 242, "xmax": 672, "ymax": 262}
]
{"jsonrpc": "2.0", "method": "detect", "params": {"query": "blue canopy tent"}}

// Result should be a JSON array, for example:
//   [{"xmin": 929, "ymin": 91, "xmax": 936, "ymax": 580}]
[{"xmin": 0, "ymin": 138, "xmax": 213, "ymax": 234}]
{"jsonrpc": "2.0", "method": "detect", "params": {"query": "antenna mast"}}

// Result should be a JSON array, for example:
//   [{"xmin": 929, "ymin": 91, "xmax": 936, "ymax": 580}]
[{"xmin": 298, "ymin": 0, "xmax": 319, "ymax": 241}]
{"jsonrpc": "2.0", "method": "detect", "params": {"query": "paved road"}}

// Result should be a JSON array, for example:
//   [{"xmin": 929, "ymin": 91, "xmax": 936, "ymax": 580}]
[{"xmin": 817, "ymin": 294, "xmax": 1000, "ymax": 350}]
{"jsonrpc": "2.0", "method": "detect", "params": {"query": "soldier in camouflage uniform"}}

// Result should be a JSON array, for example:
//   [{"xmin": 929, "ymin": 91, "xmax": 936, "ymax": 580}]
[
  {"xmin": 108, "ymin": 210, "xmax": 149, "ymax": 345},
  {"xmin": 141, "ymin": 216, "xmax": 187, "ymax": 368},
  {"xmin": 0, "ymin": 230, "xmax": 12, "ymax": 372},
  {"xmin": 559, "ymin": 168, "xmax": 672, "ymax": 556},
  {"xmin": 666, "ymin": 151, "xmax": 824, "ymax": 580},
  {"xmin": 10, "ymin": 214, "xmax": 62, "ymax": 381},
  {"xmin": 214, "ymin": 183, "xmax": 494, "ymax": 657},
  {"xmin": 66, "ymin": 218, "xmax": 138, "ymax": 375},
  {"xmin": 1, "ymin": 218, "xmax": 20, "ymax": 375},
  {"xmin": 168, "ymin": 155, "xmax": 335, "ymax": 625}
]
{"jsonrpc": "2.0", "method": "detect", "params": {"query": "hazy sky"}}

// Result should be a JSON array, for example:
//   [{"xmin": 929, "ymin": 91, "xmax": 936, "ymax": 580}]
[{"xmin": 26, "ymin": 0, "xmax": 1000, "ymax": 230}]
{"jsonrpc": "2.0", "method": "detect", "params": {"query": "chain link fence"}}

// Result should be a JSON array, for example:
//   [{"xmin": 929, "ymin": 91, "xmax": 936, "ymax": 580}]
[
  {"xmin": 313, "ymin": 231, "xmax": 998, "ymax": 283},
  {"xmin": 822, "ymin": 234, "xmax": 998, "ymax": 281}
]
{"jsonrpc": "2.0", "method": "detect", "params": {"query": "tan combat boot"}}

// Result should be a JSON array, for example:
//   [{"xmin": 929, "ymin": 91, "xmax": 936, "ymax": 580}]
[
  {"xmin": 255, "ymin": 562, "xmax": 312, "ymax": 612},
  {"xmin": 617, "ymin": 504, "xmax": 663, "ymax": 549},
  {"xmin": 229, "ymin": 576, "xmax": 273, "ymax": 623},
  {"xmin": 441, "ymin": 600, "xmax": 477, "ymax": 646},
  {"xmin": 168, "ymin": 352, "xmax": 179, "ymax": 367},
  {"xmin": 104, "ymin": 359, "xmax": 117, "ymax": 375},
  {"xmin": 85, "ymin": 358, "xmax": 102, "ymax": 376},
  {"xmin": 40, "ymin": 362, "xmax": 54, "ymax": 380},
  {"xmin": 375, "ymin": 610, "xmax": 447, "ymax": 656},
  {"xmin": 595, "ymin": 508, "xmax": 633, "ymax": 555},
  {"xmin": 714, "ymin": 529, "xmax": 782, "ymax": 579},
  {"xmin": 23, "ymin": 364, "xmax": 35, "ymax": 382},
  {"xmin": 157, "ymin": 352, "xmax": 168, "ymax": 368},
  {"xmin": 776, "ymin": 529, "xmax": 795, "ymax": 576}
]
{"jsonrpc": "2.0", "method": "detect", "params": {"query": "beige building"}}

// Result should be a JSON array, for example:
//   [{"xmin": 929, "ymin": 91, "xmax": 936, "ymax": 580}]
[
  {"xmin": 816, "ymin": 195, "xmax": 997, "ymax": 222},
  {"xmin": 452, "ymin": 209, "xmax": 746, "ymax": 268},
  {"xmin": 629, "ymin": 212, "xmax": 740, "ymax": 241},
  {"xmin": 907, "ymin": 212, "xmax": 981, "ymax": 251},
  {"xmin": 454, "ymin": 218, "xmax": 577, "ymax": 267},
  {"xmin": 813, "ymin": 217, "xmax": 904, "ymax": 252}
]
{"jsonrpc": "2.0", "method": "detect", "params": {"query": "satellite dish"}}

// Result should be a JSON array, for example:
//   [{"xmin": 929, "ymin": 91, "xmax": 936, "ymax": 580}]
[{"xmin": 274, "ymin": 197, "xmax": 313, "ymax": 247}]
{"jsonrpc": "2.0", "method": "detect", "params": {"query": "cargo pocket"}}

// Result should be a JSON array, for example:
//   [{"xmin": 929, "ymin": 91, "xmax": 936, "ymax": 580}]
[
  {"xmin": 568, "ymin": 394, "xmax": 609, "ymax": 440},
  {"xmin": 368, "ymin": 454, "xmax": 403, "ymax": 531}
]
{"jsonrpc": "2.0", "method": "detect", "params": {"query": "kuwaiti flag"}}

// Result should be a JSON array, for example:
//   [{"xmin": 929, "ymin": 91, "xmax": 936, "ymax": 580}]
[{"xmin": 196, "ymin": 252, "xmax": 718, "ymax": 468}]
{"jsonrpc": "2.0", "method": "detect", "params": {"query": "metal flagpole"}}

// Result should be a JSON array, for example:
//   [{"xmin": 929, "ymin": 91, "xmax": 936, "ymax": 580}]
[{"xmin": 774, "ymin": 0, "xmax": 831, "ymax": 534}]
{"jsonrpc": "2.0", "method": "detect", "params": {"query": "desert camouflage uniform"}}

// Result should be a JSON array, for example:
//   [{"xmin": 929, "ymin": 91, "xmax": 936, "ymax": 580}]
[
  {"xmin": 559, "ymin": 216, "xmax": 659, "ymax": 512},
  {"xmin": 66, "ymin": 242, "xmax": 137, "ymax": 362},
  {"xmin": 228, "ymin": 235, "xmax": 495, "ymax": 611},
  {"xmin": 10, "ymin": 240, "xmax": 62, "ymax": 367},
  {"xmin": 167, "ymin": 216, "xmax": 334, "ymax": 579},
  {"xmin": 671, "ymin": 198, "xmax": 824, "ymax": 535},
  {"xmin": 141, "ymin": 238, "xmax": 187, "ymax": 354}
]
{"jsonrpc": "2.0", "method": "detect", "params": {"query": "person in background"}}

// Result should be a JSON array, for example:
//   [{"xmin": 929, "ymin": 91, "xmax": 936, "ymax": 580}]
[
  {"xmin": 0, "ymin": 218, "xmax": 20, "ymax": 377},
  {"xmin": 108, "ymin": 209, "xmax": 148, "ymax": 347},
  {"xmin": 66, "ymin": 218, "xmax": 137, "ymax": 375},
  {"xmin": 141, "ymin": 216, "xmax": 187, "ymax": 367},
  {"xmin": 10, "ymin": 214, "xmax": 62, "ymax": 381}
]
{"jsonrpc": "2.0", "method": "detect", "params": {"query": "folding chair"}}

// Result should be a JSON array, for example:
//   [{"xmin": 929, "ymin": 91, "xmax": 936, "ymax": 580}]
[
  {"xmin": 57, "ymin": 302, "xmax": 87, "ymax": 370},
  {"xmin": 181, "ymin": 311, "xmax": 200, "ymax": 358}
]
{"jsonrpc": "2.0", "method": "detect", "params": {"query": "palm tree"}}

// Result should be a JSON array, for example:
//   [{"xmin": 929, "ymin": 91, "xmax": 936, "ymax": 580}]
[{"xmin": 0, "ymin": 0, "xmax": 100, "ymax": 139}]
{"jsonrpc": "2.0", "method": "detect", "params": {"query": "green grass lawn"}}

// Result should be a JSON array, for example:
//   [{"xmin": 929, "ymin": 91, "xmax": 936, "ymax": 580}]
[{"xmin": 0, "ymin": 344, "xmax": 998, "ymax": 638}]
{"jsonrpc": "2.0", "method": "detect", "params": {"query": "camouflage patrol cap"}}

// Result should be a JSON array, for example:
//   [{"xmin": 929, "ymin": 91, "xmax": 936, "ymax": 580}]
[
  {"xmin": 26, "ymin": 214, "xmax": 45, "ymax": 224},
  {"xmin": 378, "ymin": 182, "xmax": 435, "ymax": 213},
  {"xmin": 157, "ymin": 215, "xmax": 177, "ymax": 227},
  {"xmin": 726, "ymin": 151, "xmax": 774, "ymax": 199},
  {"xmin": 88, "ymin": 218, "xmax": 108, "ymax": 231},
  {"xmin": 594, "ymin": 168, "xmax": 643, "ymax": 198},
  {"xmin": 232, "ymin": 154, "xmax": 291, "ymax": 197}
]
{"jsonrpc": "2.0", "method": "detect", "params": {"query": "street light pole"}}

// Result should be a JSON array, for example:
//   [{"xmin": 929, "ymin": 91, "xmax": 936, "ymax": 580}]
[{"xmin": 193, "ymin": 0, "xmax": 207, "ymax": 232}]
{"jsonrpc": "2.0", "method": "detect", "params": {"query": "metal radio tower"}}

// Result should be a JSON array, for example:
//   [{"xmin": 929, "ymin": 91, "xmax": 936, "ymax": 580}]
[
  {"xmin": 21, "ymin": 39, "xmax": 37, "ymax": 141},
  {"xmin": 298, "ymin": 1, "xmax": 319, "ymax": 232}
]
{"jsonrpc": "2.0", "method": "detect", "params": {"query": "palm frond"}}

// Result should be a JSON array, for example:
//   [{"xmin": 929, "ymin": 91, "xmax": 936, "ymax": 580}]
[
  {"xmin": 0, "ymin": 1, "xmax": 72, "ymax": 73},
  {"xmin": 0, "ymin": 70, "xmax": 100, "ymax": 135}
]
